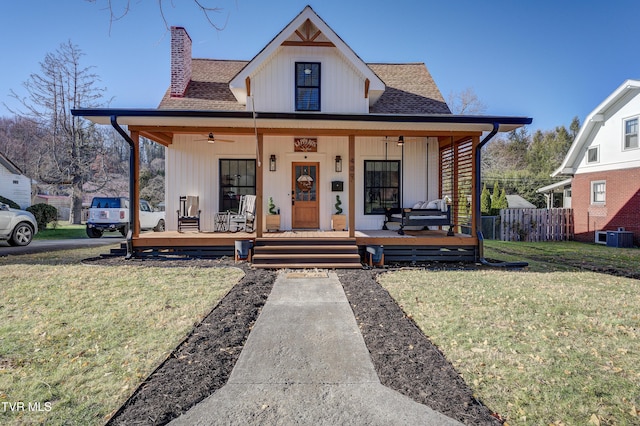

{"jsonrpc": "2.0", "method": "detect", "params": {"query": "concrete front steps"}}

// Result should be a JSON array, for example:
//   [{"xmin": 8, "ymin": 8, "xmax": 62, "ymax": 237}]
[{"xmin": 251, "ymin": 237, "xmax": 362, "ymax": 269}]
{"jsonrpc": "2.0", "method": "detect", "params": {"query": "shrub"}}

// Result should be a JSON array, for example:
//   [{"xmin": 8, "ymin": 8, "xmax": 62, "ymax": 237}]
[
  {"xmin": 335, "ymin": 195, "xmax": 343, "ymax": 215},
  {"xmin": 267, "ymin": 197, "xmax": 278, "ymax": 215},
  {"xmin": 26, "ymin": 204, "xmax": 58, "ymax": 230}
]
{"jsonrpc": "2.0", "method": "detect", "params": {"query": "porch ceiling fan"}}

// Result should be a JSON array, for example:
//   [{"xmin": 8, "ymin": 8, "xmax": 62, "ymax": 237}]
[
  {"xmin": 381, "ymin": 136, "xmax": 417, "ymax": 146},
  {"xmin": 195, "ymin": 132, "xmax": 235, "ymax": 144}
]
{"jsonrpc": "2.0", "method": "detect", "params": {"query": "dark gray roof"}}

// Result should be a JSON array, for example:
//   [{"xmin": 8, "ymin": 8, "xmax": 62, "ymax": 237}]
[{"xmin": 158, "ymin": 60, "xmax": 450, "ymax": 114}]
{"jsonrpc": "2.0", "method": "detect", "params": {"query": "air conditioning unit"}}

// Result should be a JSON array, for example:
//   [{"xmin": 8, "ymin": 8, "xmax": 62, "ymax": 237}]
[{"xmin": 594, "ymin": 231, "xmax": 607, "ymax": 245}]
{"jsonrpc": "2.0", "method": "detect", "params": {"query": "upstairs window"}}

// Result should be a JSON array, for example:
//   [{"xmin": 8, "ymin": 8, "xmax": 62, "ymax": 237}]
[
  {"xmin": 295, "ymin": 62, "xmax": 320, "ymax": 111},
  {"xmin": 624, "ymin": 117, "xmax": 638, "ymax": 150},
  {"xmin": 587, "ymin": 146, "xmax": 599, "ymax": 163}
]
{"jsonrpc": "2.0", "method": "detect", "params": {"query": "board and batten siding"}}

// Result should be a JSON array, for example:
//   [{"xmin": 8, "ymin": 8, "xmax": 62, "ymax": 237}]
[
  {"xmin": 250, "ymin": 45, "xmax": 369, "ymax": 114},
  {"xmin": 165, "ymin": 135, "xmax": 439, "ymax": 232},
  {"xmin": 165, "ymin": 134, "xmax": 257, "ymax": 232},
  {"xmin": 354, "ymin": 137, "xmax": 438, "ymax": 230}
]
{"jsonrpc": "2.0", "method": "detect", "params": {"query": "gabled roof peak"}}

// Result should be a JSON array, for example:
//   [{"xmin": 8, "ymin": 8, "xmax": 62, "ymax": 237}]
[
  {"xmin": 553, "ymin": 79, "xmax": 640, "ymax": 176},
  {"xmin": 229, "ymin": 5, "xmax": 385, "ymax": 106}
]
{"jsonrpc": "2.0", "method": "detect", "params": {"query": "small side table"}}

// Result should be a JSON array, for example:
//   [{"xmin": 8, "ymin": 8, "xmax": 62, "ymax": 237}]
[{"xmin": 214, "ymin": 212, "xmax": 229, "ymax": 232}]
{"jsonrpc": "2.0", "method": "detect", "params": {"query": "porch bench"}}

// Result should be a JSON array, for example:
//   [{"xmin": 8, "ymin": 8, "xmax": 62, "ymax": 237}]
[{"xmin": 383, "ymin": 199, "xmax": 453, "ymax": 235}]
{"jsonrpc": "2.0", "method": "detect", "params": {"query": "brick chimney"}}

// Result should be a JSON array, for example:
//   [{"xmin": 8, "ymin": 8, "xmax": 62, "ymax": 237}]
[{"xmin": 170, "ymin": 26, "xmax": 192, "ymax": 97}]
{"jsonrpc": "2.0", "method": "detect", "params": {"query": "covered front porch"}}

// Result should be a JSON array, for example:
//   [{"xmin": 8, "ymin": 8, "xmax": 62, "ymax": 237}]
[{"xmin": 71, "ymin": 109, "xmax": 531, "ymax": 266}]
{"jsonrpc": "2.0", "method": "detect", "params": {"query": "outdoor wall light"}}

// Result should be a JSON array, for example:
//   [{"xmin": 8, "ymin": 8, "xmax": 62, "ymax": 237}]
[
  {"xmin": 335, "ymin": 155, "xmax": 342, "ymax": 172},
  {"xmin": 397, "ymin": 136, "xmax": 405, "ymax": 146},
  {"xmin": 269, "ymin": 154, "xmax": 277, "ymax": 172}
]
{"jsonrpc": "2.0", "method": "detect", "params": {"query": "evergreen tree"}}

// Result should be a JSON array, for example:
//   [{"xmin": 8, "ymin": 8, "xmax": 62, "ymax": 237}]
[
  {"xmin": 480, "ymin": 183, "xmax": 491, "ymax": 215},
  {"xmin": 491, "ymin": 181, "xmax": 500, "ymax": 209},
  {"xmin": 496, "ymin": 188, "xmax": 508, "ymax": 210}
]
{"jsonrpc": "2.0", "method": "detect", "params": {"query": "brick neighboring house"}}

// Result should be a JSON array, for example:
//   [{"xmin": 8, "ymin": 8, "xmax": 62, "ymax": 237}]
[{"xmin": 554, "ymin": 79, "xmax": 640, "ymax": 245}]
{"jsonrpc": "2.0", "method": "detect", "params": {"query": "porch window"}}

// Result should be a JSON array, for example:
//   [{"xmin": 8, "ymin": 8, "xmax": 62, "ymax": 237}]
[
  {"xmin": 364, "ymin": 160, "xmax": 400, "ymax": 215},
  {"xmin": 295, "ymin": 62, "xmax": 320, "ymax": 111},
  {"xmin": 591, "ymin": 180, "xmax": 606, "ymax": 204},
  {"xmin": 624, "ymin": 117, "xmax": 638, "ymax": 150},
  {"xmin": 219, "ymin": 159, "xmax": 256, "ymax": 212}
]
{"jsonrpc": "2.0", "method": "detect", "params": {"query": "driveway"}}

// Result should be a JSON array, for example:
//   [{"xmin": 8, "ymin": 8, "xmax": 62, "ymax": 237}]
[{"xmin": 0, "ymin": 236, "xmax": 122, "ymax": 256}]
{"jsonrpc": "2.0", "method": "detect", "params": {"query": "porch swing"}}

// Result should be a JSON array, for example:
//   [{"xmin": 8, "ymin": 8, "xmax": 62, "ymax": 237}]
[{"xmin": 382, "ymin": 135, "xmax": 454, "ymax": 235}]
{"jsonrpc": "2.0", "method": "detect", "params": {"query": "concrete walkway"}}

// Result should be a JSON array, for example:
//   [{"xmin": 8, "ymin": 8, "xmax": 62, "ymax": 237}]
[{"xmin": 170, "ymin": 271, "xmax": 462, "ymax": 425}]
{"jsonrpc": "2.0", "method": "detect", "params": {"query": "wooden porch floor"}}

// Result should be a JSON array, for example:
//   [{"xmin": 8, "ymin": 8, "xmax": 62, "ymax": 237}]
[{"xmin": 133, "ymin": 229, "xmax": 474, "ymax": 247}]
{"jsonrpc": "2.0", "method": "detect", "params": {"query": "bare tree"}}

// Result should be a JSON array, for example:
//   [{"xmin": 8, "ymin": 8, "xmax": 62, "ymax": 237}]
[
  {"xmin": 86, "ymin": 0, "xmax": 229, "ymax": 34},
  {"xmin": 9, "ymin": 41, "xmax": 108, "ymax": 224},
  {"xmin": 447, "ymin": 87, "xmax": 487, "ymax": 115}
]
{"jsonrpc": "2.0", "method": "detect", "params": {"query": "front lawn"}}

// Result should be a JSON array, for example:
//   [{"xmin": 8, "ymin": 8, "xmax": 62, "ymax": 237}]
[
  {"xmin": 0, "ymin": 247, "xmax": 243, "ymax": 425},
  {"xmin": 34, "ymin": 224, "xmax": 87, "ymax": 240},
  {"xmin": 380, "ymin": 241, "xmax": 640, "ymax": 425}
]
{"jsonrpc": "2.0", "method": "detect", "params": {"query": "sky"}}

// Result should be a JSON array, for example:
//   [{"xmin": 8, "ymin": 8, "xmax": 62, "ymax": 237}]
[{"xmin": 1, "ymin": 0, "xmax": 639, "ymax": 132}]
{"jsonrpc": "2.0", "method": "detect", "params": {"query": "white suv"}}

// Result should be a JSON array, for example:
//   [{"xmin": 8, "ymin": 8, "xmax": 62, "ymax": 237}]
[{"xmin": 0, "ymin": 203, "xmax": 38, "ymax": 246}]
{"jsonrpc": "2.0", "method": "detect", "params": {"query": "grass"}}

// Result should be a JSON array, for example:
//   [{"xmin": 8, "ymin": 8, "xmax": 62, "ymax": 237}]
[
  {"xmin": 0, "ymin": 247, "xmax": 243, "ymax": 425},
  {"xmin": 484, "ymin": 240, "xmax": 640, "ymax": 276},
  {"xmin": 33, "ymin": 224, "xmax": 87, "ymax": 240},
  {"xmin": 380, "ymin": 241, "xmax": 640, "ymax": 425},
  {"xmin": 3, "ymin": 240, "xmax": 639, "ymax": 425}
]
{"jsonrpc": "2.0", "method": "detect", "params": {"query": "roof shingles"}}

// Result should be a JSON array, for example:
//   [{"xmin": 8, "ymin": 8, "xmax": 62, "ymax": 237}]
[{"xmin": 158, "ymin": 59, "xmax": 450, "ymax": 115}]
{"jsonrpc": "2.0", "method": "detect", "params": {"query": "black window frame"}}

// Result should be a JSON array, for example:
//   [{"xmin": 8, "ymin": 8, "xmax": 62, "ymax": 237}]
[
  {"xmin": 364, "ymin": 160, "xmax": 401, "ymax": 215},
  {"xmin": 219, "ymin": 159, "xmax": 256, "ymax": 212},
  {"xmin": 295, "ymin": 62, "xmax": 321, "ymax": 112}
]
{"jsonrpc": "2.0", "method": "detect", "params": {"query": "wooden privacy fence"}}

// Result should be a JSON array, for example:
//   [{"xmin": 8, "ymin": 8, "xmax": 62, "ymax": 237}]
[{"xmin": 500, "ymin": 208, "xmax": 574, "ymax": 242}]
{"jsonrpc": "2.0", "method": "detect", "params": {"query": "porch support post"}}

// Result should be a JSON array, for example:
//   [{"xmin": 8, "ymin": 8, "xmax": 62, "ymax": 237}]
[
  {"xmin": 256, "ymin": 132, "xmax": 264, "ymax": 238},
  {"xmin": 348, "ymin": 135, "xmax": 355, "ymax": 238},
  {"xmin": 130, "ymin": 131, "xmax": 141, "ymax": 237}
]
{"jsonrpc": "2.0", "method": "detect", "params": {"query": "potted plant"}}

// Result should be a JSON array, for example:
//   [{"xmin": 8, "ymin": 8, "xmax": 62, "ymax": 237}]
[
  {"xmin": 331, "ymin": 194, "xmax": 347, "ymax": 231},
  {"xmin": 265, "ymin": 197, "xmax": 280, "ymax": 231}
]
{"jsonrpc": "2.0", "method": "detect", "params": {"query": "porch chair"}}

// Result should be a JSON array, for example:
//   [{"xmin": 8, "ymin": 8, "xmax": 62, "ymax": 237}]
[
  {"xmin": 177, "ymin": 195, "xmax": 201, "ymax": 232},
  {"xmin": 229, "ymin": 194, "xmax": 256, "ymax": 232}
]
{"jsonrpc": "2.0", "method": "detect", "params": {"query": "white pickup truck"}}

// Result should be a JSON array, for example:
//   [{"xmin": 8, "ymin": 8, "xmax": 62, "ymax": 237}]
[{"xmin": 86, "ymin": 197, "xmax": 165, "ymax": 238}]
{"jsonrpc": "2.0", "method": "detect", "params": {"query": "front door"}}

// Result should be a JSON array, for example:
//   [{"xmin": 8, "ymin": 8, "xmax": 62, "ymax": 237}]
[{"xmin": 292, "ymin": 162, "xmax": 319, "ymax": 229}]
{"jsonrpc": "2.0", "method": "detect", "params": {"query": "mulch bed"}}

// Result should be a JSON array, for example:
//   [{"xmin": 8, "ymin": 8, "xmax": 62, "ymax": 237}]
[{"xmin": 89, "ymin": 256, "xmax": 499, "ymax": 425}]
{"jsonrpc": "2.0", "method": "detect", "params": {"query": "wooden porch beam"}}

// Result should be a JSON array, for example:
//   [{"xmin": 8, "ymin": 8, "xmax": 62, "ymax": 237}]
[
  {"xmin": 348, "ymin": 135, "xmax": 355, "ymax": 238},
  {"xmin": 139, "ymin": 131, "xmax": 173, "ymax": 146},
  {"xmin": 256, "ymin": 133, "xmax": 264, "ymax": 238}
]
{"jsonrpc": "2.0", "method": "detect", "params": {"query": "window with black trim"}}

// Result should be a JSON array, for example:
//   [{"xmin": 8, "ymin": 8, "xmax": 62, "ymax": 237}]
[
  {"xmin": 624, "ymin": 117, "xmax": 638, "ymax": 150},
  {"xmin": 295, "ymin": 62, "xmax": 320, "ymax": 111},
  {"xmin": 219, "ymin": 159, "xmax": 256, "ymax": 212},
  {"xmin": 364, "ymin": 160, "xmax": 400, "ymax": 214}
]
